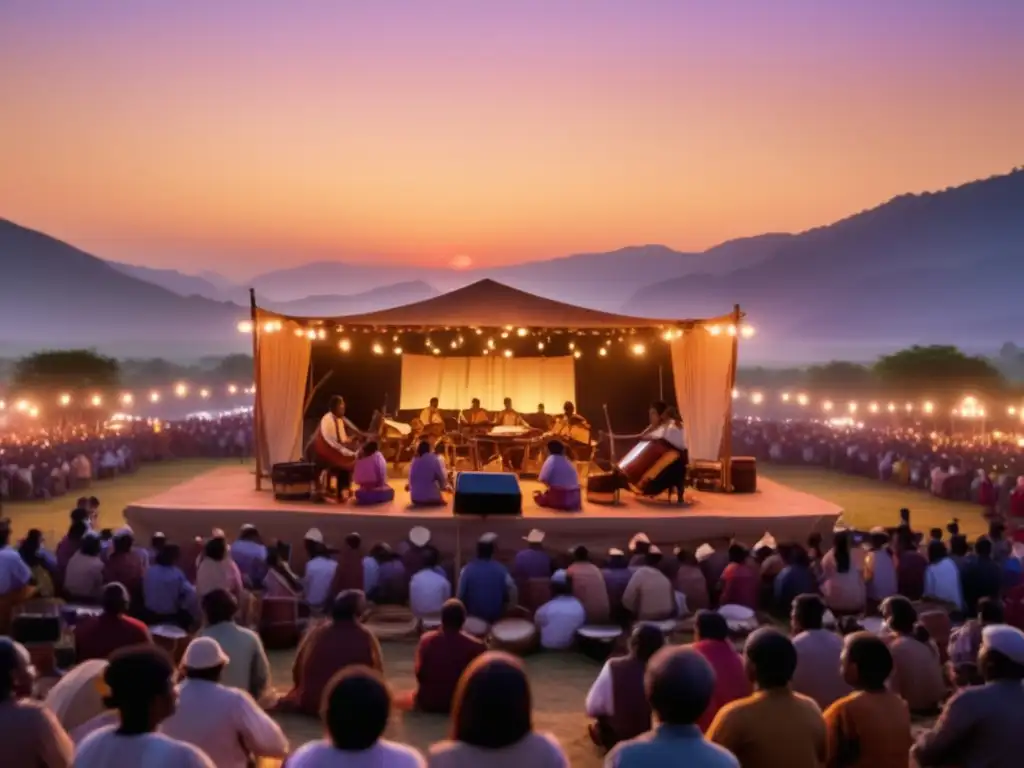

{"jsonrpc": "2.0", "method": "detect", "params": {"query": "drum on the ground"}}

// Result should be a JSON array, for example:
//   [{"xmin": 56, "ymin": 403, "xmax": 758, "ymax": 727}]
[
  {"xmin": 151, "ymin": 624, "xmax": 190, "ymax": 663},
  {"xmin": 576, "ymin": 625, "xmax": 624, "ymax": 644},
  {"xmin": 259, "ymin": 597, "xmax": 303, "ymax": 650},
  {"xmin": 362, "ymin": 605, "xmax": 419, "ymax": 641},
  {"xmin": 419, "ymin": 614, "xmax": 442, "ymax": 632},
  {"xmin": 489, "ymin": 617, "xmax": 537, "ymax": 655},
  {"xmin": 463, "ymin": 616, "xmax": 490, "ymax": 637}
]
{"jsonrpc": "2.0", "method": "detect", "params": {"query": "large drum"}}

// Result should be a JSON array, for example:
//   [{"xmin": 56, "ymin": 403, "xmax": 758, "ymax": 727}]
[
  {"xmin": 259, "ymin": 597, "xmax": 303, "ymax": 650},
  {"xmin": 463, "ymin": 616, "xmax": 490, "ymax": 638},
  {"xmin": 617, "ymin": 440, "xmax": 681, "ymax": 492},
  {"xmin": 311, "ymin": 430, "xmax": 356, "ymax": 471},
  {"xmin": 490, "ymin": 618, "xmax": 537, "ymax": 655},
  {"xmin": 151, "ymin": 624, "xmax": 190, "ymax": 664}
]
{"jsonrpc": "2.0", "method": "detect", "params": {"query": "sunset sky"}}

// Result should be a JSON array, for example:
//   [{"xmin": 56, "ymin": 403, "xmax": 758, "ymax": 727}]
[{"xmin": 1, "ymin": 1, "xmax": 1022, "ymax": 278}]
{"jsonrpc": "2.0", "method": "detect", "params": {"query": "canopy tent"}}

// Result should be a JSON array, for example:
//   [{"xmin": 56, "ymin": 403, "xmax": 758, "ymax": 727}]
[{"xmin": 246, "ymin": 279, "xmax": 744, "ymax": 490}]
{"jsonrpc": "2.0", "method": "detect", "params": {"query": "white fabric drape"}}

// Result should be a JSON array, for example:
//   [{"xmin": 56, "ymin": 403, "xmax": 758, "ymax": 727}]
[
  {"xmin": 670, "ymin": 328, "xmax": 734, "ymax": 461},
  {"xmin": 399, "ymin": 355, "xmax": 575, "ymax": 412},
  {"xmin": 255, "ymin": 314, "xmax": 312, "ymax": 468}
]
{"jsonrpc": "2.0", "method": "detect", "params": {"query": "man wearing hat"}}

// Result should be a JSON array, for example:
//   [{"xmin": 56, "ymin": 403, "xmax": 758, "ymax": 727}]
[
  {"xmin": 913, "ymin": 624, "xmax": 1024, "ymax": 767},
  {"xmin": 602, "ymin": 548, "xmax": 633, "ymax": 622},
  {"xmin": 162, "ymin": 637, "xmax": 288, "ymax": 768},
  {"xmin": 399, "ymin": 526, "xmax": 433, "ymax": 576},
  {"xmin": 512, "ymin": 529, "xmax": 554, "ymax": 612},
  {"xmin": 302, "ymin": 528, "xmax": 338, "ymax": 612}
]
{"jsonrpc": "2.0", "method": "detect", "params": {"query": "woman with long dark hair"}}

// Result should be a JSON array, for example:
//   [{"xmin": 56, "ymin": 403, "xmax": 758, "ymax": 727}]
[
  {"xmin": 821, "ymin": 530, "xmax": 866, "ymax": 615},
  {"xmin": 429, "ymin": 652, "xmax": 568, "ymax": 767}
]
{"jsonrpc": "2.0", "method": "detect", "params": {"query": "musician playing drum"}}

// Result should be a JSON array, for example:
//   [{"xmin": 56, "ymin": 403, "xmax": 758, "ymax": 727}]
[
  {"xmin": 639, "ymin": 400, "xmax": 688, "ymax": 495},
  {"xmin": 312, "ymin": 395, "xmax": 363, "ymax": 497}
]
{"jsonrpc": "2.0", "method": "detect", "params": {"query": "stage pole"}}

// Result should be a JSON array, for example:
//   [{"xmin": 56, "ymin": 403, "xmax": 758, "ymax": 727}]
[
  {"xmin": 249, "ymin": 288, "xmax": 263, "ymax": 491},
  {"xmin": 722, "ymin": 304, "xmax": 741, "ymax": 491}
]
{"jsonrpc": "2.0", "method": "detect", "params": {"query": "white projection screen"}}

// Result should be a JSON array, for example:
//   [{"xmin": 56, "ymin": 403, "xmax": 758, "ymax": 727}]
[{"xmin": 399, "ymin": 354, "xmax": 576, "ymax": 412}]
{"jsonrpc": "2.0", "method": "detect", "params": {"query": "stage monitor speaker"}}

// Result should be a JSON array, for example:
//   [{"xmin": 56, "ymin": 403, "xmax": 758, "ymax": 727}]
[
  {"xmin": 454, "ymin": 471, "xmax": 522, "ymax": 517},
  {"xmin": 271, "ymin": 461, "xmax": 317, "ymax": 501},
  {"xmin": 730, "ymin": 456, "xmax": 757, "ymax": 494}
]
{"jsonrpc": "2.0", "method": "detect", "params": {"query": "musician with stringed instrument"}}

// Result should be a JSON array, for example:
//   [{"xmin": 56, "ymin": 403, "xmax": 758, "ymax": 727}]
[
  {"xmin": 608, "ymin": 401, "xmax": 688, "ymax": 503},
  {"xmin": 309, "ymin": 395, "xmax": 366, "ymax": 499},
  {"xmin": 548, "ymin": 400, "xmax": 592, "ymax": 460}
]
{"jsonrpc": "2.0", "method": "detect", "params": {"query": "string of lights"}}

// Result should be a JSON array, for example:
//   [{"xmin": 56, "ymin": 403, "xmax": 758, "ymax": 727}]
[
  {"xmin": 731, "ymin": 389, "xmax": 1014, "ymax": 420},
  {"xmin": 0, "ymin": 382, "xmax": 256, "ymax": 419}
]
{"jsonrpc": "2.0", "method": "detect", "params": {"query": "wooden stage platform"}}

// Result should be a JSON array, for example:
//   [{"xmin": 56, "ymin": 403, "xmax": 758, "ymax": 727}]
[{"xmin": 123, "ymin": 466, "xmax": 842, "ymax": 563}]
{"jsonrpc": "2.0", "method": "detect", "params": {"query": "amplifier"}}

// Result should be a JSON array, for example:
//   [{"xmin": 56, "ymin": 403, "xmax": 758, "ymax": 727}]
[
  {"xmin": 454, "ymin": 471, "xmax": 522, "ymax": 517},
  {"xmin": 272, "ymin": 461, "xmax": 317, "ymax": 501},
  {"xmin": 730, "ymin": 456, "xmax": 757, "ymax": 494}
]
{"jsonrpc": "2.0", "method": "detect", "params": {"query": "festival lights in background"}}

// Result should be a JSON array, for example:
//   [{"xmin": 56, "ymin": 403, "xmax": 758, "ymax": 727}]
[
  {"xmin": 0, "ymin": 383, "xmax": 255, "ymax": 419},
  {"xmin": 731, "ymin": 390, "xmax": 1015, "ymax": 423}
]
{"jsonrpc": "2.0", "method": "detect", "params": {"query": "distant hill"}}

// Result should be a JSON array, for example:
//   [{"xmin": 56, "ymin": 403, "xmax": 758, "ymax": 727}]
[
  {"xmin": 267, "ymin": 281, "xmax": 440, "ymax": 316},
  {"xmin": 625, "ymin": 169, "xmax": 1024, "ymax": 351},
  {"xmin": 0, "ymin": 219, "xmax": 246, "ymax": 357},
  {"xmin": 108, "ymin": 261, "xmax": 242, "ymax": 302}
]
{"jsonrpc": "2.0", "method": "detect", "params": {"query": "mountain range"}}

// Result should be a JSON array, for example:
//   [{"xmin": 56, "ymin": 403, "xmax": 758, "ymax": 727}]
[{"xmin": 1, "ymin": 168, "xmax": 1022, "ymax": 361}]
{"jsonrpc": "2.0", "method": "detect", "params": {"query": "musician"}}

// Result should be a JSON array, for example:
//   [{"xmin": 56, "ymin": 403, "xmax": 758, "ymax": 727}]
[
  {"xmin": 495, "ymin": 397, "xmax": 528, "ymax": 428},
  {"xmin": 463, "ymin": 398, "xmax": 491, "ymax": 426},
  {"xmin": 638, "ymin": 400, "xmax": 688, "ymax": 498},
  {"xmin": 534, "ymin": 440, "xmax": 581, "ymax": 511},
  {"xmin": 535, "ymin": 403, "xmax": 554, "ymax": 431},
  {"xmin": 419, "ymin": 397, "xmax": 445, "ymax": 430},
  {"xmin": 313, "ymin": 396, "xmax": 363, "ymax": 498},
  {"xmin": 549, "ymin": 401, "xmax": 591, "ymax": 460}
]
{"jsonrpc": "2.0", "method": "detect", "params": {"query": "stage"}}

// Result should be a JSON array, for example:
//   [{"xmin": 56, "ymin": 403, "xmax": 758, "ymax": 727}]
[{"xmin": 123, "ymin": 466, "xmax": 842, "ymax": 564}]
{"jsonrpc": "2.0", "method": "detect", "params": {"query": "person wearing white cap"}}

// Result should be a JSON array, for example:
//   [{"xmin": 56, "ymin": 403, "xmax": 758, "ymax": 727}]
[
  {"xmin": 913, "ymin": 624, "xmax": 1024, "ymax": 767},
  {"xmin": 161, "ymin": 637, "xmax": 288, "ymax": 768},
  {"xmin": 512, "ymin": 530, "xmax": 553, "ymax": 593},
  {"xmin": 534, "ymin": 570, "xmax": 586, "ymax": 650},
  {"xmin": 302, "ymin": 528, "xmax": 338, "ymax": 612},
  {"xmin": 0, "ymin": 637, "xmax": 75, "ymax": 768}
]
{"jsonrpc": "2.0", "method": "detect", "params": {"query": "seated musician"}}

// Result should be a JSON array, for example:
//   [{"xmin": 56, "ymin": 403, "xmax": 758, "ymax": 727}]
[
  {"xmin": 534, "ymin": 440, "xmax": 582, "ymax": 511},
  {"xmin": 536, "ymin": 403, "xmax": 554, "ymax": 431},
  {"xmin": 495, "ymin": 397, "xmax": 528, "ymax": 428},
  {"xmin": 419, "ymin": 397, "xmax": 445, "ymax": 432},
  {"xmin": 408, "ymin": 440, "xmax": 449, "ymax": 506},
  {"xmin": 463, "ymin": 398, "xmax": 491, "ymax": 426},
  {"xmin": 353, "ymin": 441, "xmax": 395, "ymax": 506},
  {"xmin": 313, "ymin": 396, "xmax": 362, "ymax": 498},
  {"xmin": 550, "ymin": 401, "xmax": 591, "ymax": 459},
  {"xmin": 637, "ymin": 400, "xmax": 688, "ymax": 498}
]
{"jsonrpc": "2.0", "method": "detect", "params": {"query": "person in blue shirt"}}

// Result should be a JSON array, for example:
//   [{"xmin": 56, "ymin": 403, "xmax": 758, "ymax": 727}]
[
  {"xmin": 605, "ymin": 646, "xmax": 739, "ymax": 768},
  {"xmin": 457, "ymin": 533, "xmax": 512, "ymax": 624}
]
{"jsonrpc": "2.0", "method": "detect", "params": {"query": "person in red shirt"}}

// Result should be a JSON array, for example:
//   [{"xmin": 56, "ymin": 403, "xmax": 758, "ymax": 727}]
[
  {"xmin": 413, "ymin": 598, "xmax": 486, "ymax": 713},
  {"xmin": 102, "ymin": 530, "xmax": 146, "ymax": 607},
  {"xmin": 719, "ymin": 543, "xmax": 759, "ymax": 609},
  {"xmin": 690, "ymin": 610, "xmax": 752, "ymax": 731},
  {"xmin": 74, "ymin": 582, "xmax": 152, "ymax": 661}
]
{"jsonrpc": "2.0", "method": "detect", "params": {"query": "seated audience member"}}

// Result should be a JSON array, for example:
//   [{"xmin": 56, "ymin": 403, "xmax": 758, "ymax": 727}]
[
  {"xmin": 301, "ymin": 528, "xmax": 338, "ymax": 613},
  {"xmin": 567, "ymin": 545, "xmax": 611, "ymax": 625},
  {"xmin": 790, "ymin": 594, "xmax": 851, "ymax": 711},
  {"xmin": 534, "ymin": 440, "xmax": 581, "ymax": 511},
  {"xmin": 102, "ymin": 529, "xmax": 146, "ymax": 603},
  {"xmin": 863, "ymin": 528, "xmax": 898, "ymax": 608},
  {"xmin": 586, "ymin": 624, "xmax": 665, "ymax": 749},
  {"xmin": 923, "ymin": 540, "xmax": 964, "ymax": 613},
  {"xmin": 196, "ymin": 589, "xmax": 271, "ymax": 701},
  {"xmin": 959, "ymin": 536, "xmax": 1002, "ymax": 617},
  {"xmin": 263, "ymin": 546, "xmax": 304, "ymax": 599},
  {"xmin": 229, "ymin": 524, "xmax": 268, "ymax": 588},
  {"xmin": 409, "ymin": 547, "xmax": 452, "ymax": 620},
  {"xmin": 73, "ymin": 646, "xmax": 215, "ymax": 767},
  {"xmin": 690, "ymin": 611, "xmax": 751, "ymax": 732},
  {"xmin": 353, "ymin": 441, "xmax": 395, "ymax": 506},
  {"xmin": 369, "ymin": 543, "xmax": 409, "ymax": 605},
  {"xmin": 948, "ymin": 597, "xmax": 1004, "ymax": 686},
  {"xmin": 428, "ymin": 652, "xmax": 569, "ymax": 767},
  {"xmin": 707, "ymin": 628, "xmax": 827, "ymax": 768},
  {"xmin": 820, "ymin": 530, "xmax": 866, "ymax": 615},
  {"xmin": 283, "ymin": 590, "xmax": 383, "ymax": 716},
  {"xmin": 74, "ymin": 583, "xmax": 152, "ymax": 661},
  {"xmin": 414, "ymin": 599, "xmax": 486, "ymax": 714},
  {"xmin": 64, "ymin": 532, "xmax": 105, "ymax": 603},
  {"xmin": 894, "ymin": 526, "xmax": 927, "ymax": 600},
  {"xmin": 773, "ymin": 544, "xmax": 817, "ymax": 614},
  {"xmin": 196, "ymin": 532, "xmax": 245, "ymax": 604},
  {"xmin": 605, "ymin": 645, "xmax": 739, "ymax": 768},
  {"xmin": 409, "ymin": 439, "xmax": 448, "ymax": 506},
  {"xmin": 880, "ymin": 596, "xmax": 946, "ymax": 714},
  {"xmin": 0, "ymin": 521, "xmax": 34, "ymax": 602},
  {"xmin": 161, "ymin": 637, "xmax": 288, "ymax": 768},
  {"xmin": 147, "ymin": 532, "xmax": 167, "ymax": 565},
  {"xmin": 143, "ymin": 543, "xmax": 198, "ymax": 628},
  {"xmin": 398, "ymin": 526, "xmax": 433, "ymax": 576},
  {"xmin": 326, "ymin": 532, "xmax": 365, "ymax": 602},
  {"xmin": 17, "ymin": 529, "xmax": 57, "ymax": 599},
  {"xmin": 514, "ymin": 529, "xmax": 553, "ymax": 583},
  {"xmin": 55, "ymin": 517, "xmax": 89, "ymax": 579},
  {"xmin": 628, "ymin": 533, "xmax": 652, "ymax": 569},
  {"xmin": 823, "ymin": 633, "xmax": 912, "ymax": 768},
  {"xmin": 457, "ymin": 534, "xmax": 512, "ymax": 625},
  {"xmin": 913, "ymin": 625, "xmax": 1024, "ymax": 768},
  {"xmin": 718, "ymin": 543, "xmax": 758, "ymax": 610},
  {"xmin": 286, "ymin": 667, "xmax": 426, "ymax": 767},
  {"xmin": 623, "ymin": 546, "xmax": 676, "ymax": 622},
  {"xmin": 0, "ymin": 638, "xmax": 75, "ymax": 768},
  {"xmin": 534, "ymin": 571, "xmax": 586, "ymax": 650},
  {"xmin": 674, "ymin": 548, "xmax": 710, "ymax": 613},
  {"xmin": 44, "ymin": 659, "xmax": 112, "ymax": 743}
]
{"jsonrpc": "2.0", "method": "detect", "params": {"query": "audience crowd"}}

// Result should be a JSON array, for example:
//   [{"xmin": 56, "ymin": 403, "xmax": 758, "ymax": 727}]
[
  {"xmin": 0, "ymin": 413, "xmax": 253, "ymax": 501},
  {"xmin": 2, "ymin": 487, "xmax": 1024, "ymax": 766}
]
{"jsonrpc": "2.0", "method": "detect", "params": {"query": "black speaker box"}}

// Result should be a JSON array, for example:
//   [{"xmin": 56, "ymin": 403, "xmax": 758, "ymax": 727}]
[{"xmin": 453, "ymin": 471, "xmax": 522, "ymax": 517}]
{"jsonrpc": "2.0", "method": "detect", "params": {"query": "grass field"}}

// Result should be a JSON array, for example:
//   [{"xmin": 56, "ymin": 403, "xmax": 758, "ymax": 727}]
[{"xmin": 5, "ymin": 459, "xmax": 954, "ymax": 764}]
